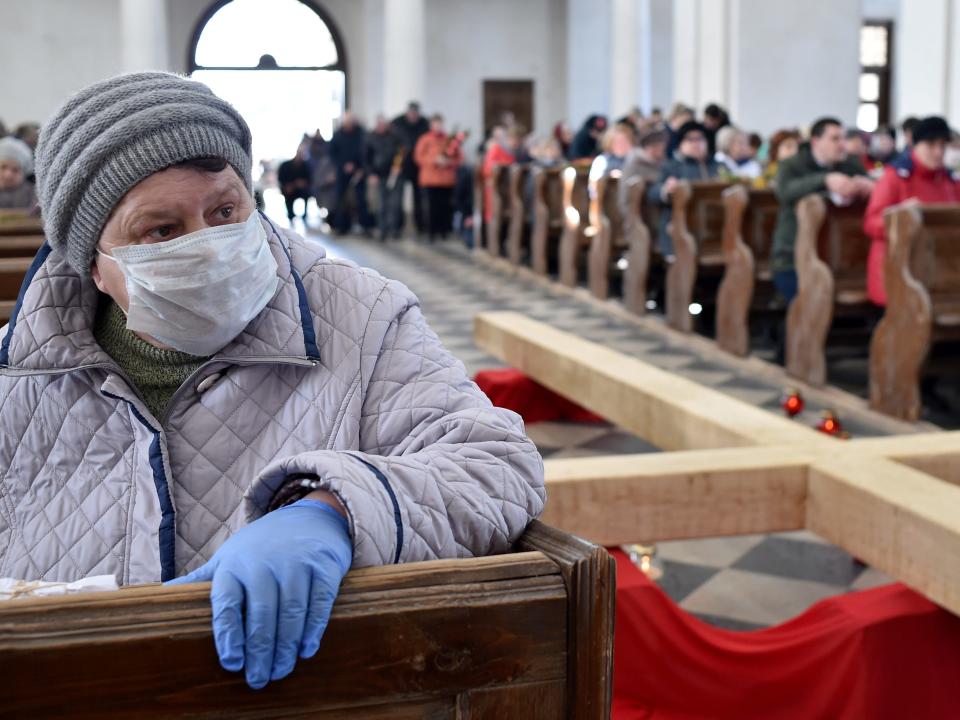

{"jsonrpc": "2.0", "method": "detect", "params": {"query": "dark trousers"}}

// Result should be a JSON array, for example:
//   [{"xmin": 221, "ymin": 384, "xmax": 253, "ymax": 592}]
[
  {"xmin": 424, "ymin": 186, "xmax": 453, "ymax": 239},
  {"xmin": 399, "ymin": 172, "xmax": 425, "ymax": 233},
  {"xmin": 377, "ymin": 176, "xmax": 402, "ymax": 239},
  {"xmin": 773, "ymin": 269, "xmax": 798, "ymax": 304},
  {"xmin": 334, "ymin": 170, "xmax": 373, "ymax": 234},
  {"xmin": 283, "ymin": 189, "xmax": 311, "ymax": 220}
]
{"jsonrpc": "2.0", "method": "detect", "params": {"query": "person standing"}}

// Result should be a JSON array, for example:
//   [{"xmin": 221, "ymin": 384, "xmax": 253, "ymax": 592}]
[
  {"xmin": 330, "ymin": 111, "xmax": 373, "ymax": 235},
  {"xmin": 365, "ymin": 114, "xmax": 403, "ymax": 240},
  {"xmin": 413, "ymin": 114, "xmax": 463, "ymax": 240},
  {"xmin": 277, "ymin": 143, "xmax": 312, "ymax": 222},
  {"xmin": 391, "ymin": 101, "xmax": 430, "ymax": 234}
]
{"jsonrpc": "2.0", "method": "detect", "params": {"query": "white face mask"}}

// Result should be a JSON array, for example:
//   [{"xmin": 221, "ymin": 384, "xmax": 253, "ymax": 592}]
[{"xmin": 99, "ymin": 210, "xmax": 279, "ymax": 356}]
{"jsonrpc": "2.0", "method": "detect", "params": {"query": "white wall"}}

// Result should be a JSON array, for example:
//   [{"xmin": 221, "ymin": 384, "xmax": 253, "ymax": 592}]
[
  {"xmin": 0, "ymin": 0, "xmax": 123, "ymax": 127},
  {"xmin": 732, "ymin": 0, "xmax": 861, "ymax": 133},
  {"xmin": 648, "ymin": 0, "xmax": 674, "ymax": 113},
  {"xmin": 425, "ymin": 0, "xmax": 567, "ymax": 144},
  {"xmin": 566, "ymin": 0, "xmax": 612, "ymax": 127}
]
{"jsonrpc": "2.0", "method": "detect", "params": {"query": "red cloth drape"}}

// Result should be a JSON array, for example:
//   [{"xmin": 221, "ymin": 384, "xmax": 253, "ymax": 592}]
[
  {"xmin": 474, "ymin": 368, "xmax": 604, "ymax": 424},
  {"xmin": 611, "ymin": 549, "xmax": 960, "ymax": 720}
]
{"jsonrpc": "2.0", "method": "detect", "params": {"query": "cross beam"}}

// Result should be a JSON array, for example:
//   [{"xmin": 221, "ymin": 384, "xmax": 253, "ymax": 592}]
[{"xmin": 475, "ymin": 312, "xmax": 960, "ymax": 615}]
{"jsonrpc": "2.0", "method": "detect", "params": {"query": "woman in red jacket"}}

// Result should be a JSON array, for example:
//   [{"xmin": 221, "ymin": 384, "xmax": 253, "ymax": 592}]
[{"xmin": 864, "ymin": 116, "xmax": 959, "ymax": 305}]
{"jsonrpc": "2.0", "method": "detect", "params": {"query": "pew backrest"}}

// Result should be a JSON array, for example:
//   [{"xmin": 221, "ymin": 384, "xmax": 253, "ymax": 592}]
[
  {"xmin": 0, "ymin": 521, "xmax": 613, "ymax": 719},
  {"xmin": 531, "ymin": 166, "xmax": 563, "ymax": 276}
]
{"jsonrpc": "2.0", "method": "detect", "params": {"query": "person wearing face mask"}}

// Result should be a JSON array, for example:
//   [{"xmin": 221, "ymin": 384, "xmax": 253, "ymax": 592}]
[
  {"xmin": 864, "ymin": 116, "xmax": 959, "ymax": 306},
  {"xmin": 0, "ymin": 136, "xmax": 37, "ymax": 210},
  {"xmin": 0, "ymin": 72, "xmax": 544, "ymax": 690}
]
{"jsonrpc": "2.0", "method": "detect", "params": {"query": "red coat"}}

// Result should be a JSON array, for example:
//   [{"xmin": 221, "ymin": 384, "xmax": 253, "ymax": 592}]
[
  {"xmin": 863, "ymin": 151, "xmax": 960, "ymax": 305},
  {"xmin": 482, "ymin": 143, "xmax": 516, "ymax": 221}
]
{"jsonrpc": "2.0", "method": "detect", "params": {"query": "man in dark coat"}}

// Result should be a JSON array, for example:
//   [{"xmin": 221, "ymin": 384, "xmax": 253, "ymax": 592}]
[
  {"xmin": 568, "ymin": 115, "xmax": 608, "ymax": 160},
  {"xmin": 277, "ymin": 143, "xmax": 312, "ymax": 222},
  {"xmin": 391, "ymin": 101, "xmax": 429, "ymax": 234},
  {"xmin": 646, "ymin": 121, "xmax": 720, "ymax": 257},
  {"xmin": 365, "ymin": 114, "xmax": 403, "ymax": 240},
  {"xmin": 330, "ymin": 111, "xmax": 373, "ymax": 235},
  {"xmin": 770, "ymin": 116, "xmax": 872, "ymax": 303}
]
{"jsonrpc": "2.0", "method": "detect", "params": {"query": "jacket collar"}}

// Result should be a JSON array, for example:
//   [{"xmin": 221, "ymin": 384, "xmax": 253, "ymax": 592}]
[{"xmin": 0, "ymin": 212, "xmax": 322, "ymax": 373}]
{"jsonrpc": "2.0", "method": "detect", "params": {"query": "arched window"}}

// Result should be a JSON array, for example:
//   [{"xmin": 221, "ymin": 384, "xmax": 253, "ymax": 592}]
[{"xmin": 190, "ymin": 0, "xmax": 347, "ymax": 167}]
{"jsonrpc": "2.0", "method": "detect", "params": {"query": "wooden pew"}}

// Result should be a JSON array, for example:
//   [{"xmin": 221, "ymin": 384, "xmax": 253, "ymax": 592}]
[
  {"xmin": 870, "ymin": 203, "xmax": 960, "ymax": 420},
  {"xmin": 621, "ymin": 179, "xmax": 654, "ymax": 315},
  {"xmin": 531, "ymin": 166, "xmax": 564, "ymax": 277},
  {"xmin": 716, "ymin": 185, "xmax": 780, "ymax": 356},
  {"xmin": 506, "ymin": 164, "xmax": 530, "ymax": 265},
  {"xmin": 485, "ymin": 163, "xmax": 511, "ymax": 257},
  {"xmin": 0, "ymin": 211, "xmax": 42, "ymax": 236},
  {"xmin": 472, "ymin": 163, "xmax": 485, "ymax": 249},
  {"xmin": 587, "ymin": 172, "xmax": 623, "ymax": 300},
  {"xmin": 558, "ymin": 162, "xmax": 591, "ymax": 287},
  {"xmin": 0, "ymin": 522, "xmax": 614, "ymax": 719},
  {"xmin": 0, "ymin": 234, "xmax": 44, "ymax": 259},
  {"xmin": 0, "ymin": 256, "xmax": 34, "ymax": 324},
  {"xmin": 665, "ymin": 180, "xmax": 730, "ymax": 332},
  {"xmin": 786, "ymin": 195, "xmax": 872, "ymax": 386},
  {"xmin": 585, "ymin": 173, "xmax": 655, "ymax": 307}
]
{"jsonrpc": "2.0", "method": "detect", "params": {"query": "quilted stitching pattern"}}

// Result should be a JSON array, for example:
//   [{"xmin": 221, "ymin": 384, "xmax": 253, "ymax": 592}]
[{"xmin": 0, "ymin": 223, "xmax": 545, "ymax": 582}]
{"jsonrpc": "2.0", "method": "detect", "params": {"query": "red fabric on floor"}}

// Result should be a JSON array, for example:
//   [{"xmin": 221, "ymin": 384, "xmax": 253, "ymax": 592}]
[
  {"xmin": 474, "ymin": 368, "xmax": 605, "ymax": 423},
  {"xmin": 610, "ymin": 549, "xmax": 960, "ymax": 720}
]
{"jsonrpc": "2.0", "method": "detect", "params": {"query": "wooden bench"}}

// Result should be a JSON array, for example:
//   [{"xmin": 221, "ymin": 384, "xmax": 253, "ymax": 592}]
[
  {"xmin": 665, "ymin": 180, "xmax": 730, "ymax": 331},
  {"xmin": 558, "ymin": 162, "xmax": 592, "ymax": 287},
  {"xmin": 0, "ymin": 521, "xmax": 614, "ymax": 719},
  {"xmin": 586, "ymin": 174, "xmax": 653, "ymax": 308},
  {"xmin": 0, "ymin": 212, "xmax": 42, "ymax": 236},
  {"xmin": 506, "ymin": 164, "xmax": 530, "ymax": 265},
  {"xmin": 870, "ymin": 202, "xmax": 960, "ymax": 420},
  {"xmin": 621, "ymin": 179, "xmax": 654, "ymax": 315},
  {"xmin": 786, "ymin": 195, "xmax": 872, "ymax": 386},
  {"xmin": 0, "ymin": 234, "xmax": 44, "ymax": 259},
  {"xmin": 716, "ymin": 185, "xmax": 780, "ymax": 356},
  {"xmin": 531, "ymin": 166, "xmax": 564, "ymax": 277},
  {"xmin": 486, "ymin": 163, "xmax": 511, "ymax": 256}
]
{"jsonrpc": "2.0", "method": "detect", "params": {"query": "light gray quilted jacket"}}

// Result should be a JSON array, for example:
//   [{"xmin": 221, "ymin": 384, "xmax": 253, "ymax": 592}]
[{"xmin": 0, "ymin": 216, "xmax": 545, "ymax": 584}]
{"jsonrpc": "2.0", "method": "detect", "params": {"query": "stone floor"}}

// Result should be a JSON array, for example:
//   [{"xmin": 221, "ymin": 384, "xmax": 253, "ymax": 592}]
[{"xmin": 269, "ymin": 198, "xmax": 916, "ymax": 631}]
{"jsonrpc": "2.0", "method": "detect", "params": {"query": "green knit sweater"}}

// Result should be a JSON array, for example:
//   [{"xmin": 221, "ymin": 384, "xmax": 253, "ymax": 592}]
[{"xmin": 93, "ymin": 300, "xmax": 209, "ymax": 418}]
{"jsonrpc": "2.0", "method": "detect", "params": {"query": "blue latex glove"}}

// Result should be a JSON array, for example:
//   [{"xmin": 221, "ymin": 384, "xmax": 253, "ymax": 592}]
[{"xmin": 166, "ymin": 499, "xmax": 352, "ymax": 689}]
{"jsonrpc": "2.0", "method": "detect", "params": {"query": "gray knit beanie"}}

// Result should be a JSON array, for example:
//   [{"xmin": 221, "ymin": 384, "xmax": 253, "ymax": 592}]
[
  {"xmin": 0, "ymin": 137, "xmax": 34, "ymax": 176},
  {"xmin": 34, "ymin": 71, "xmax": 253, "ymax": 275}
]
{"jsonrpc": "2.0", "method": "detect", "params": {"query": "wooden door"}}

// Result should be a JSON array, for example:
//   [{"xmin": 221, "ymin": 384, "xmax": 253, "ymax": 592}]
[{"xmin": 483, "ymin": 80, "xmax": 534, "ymax": 135}]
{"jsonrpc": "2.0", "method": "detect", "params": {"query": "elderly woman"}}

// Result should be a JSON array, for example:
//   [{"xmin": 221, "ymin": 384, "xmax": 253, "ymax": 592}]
[
  {"xmin": 0, "ymin": 136, "xmax": 37, "ymax": 209},
  {"xmin": 0, "ymin": 73, "xmax": 544, "ymax": 688}
]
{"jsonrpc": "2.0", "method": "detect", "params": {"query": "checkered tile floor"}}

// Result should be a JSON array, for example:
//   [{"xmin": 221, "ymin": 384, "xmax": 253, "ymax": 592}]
[{"xmin": 272, "ymin": 202, "xmax": 904, "ymax": 631}]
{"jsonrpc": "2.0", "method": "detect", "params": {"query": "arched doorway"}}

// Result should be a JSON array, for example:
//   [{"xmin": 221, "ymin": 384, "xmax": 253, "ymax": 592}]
[{"xmin": 189, "ymin": 0, "xmax": 347, "ymax": 170}]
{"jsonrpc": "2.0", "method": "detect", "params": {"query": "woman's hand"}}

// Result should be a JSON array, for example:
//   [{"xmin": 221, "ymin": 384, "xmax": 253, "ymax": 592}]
[{"xmin": 166, "ymin": 498, "xmax": 353, "ymax": 689}]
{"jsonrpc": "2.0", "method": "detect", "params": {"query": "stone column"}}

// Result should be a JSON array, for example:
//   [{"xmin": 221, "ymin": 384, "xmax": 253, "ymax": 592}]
[
  {"xmin": 383, "ymin": 0, "xmax": 426, "ymax": 117},
  {"xmin": 120, "ymin": 0, "xmax": 170, "ymax": 72}
]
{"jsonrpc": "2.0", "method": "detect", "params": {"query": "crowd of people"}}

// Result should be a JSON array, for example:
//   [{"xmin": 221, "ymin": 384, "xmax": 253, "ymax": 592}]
[{"xmin": 274, "ymin": 101, "xmax": 960, "ymax": 316}]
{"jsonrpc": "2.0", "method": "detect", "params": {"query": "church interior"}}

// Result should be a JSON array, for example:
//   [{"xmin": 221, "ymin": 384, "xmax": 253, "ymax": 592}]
[{"xmin": 2, "ymin": 0, "xmax": 960, "ymax": 718}]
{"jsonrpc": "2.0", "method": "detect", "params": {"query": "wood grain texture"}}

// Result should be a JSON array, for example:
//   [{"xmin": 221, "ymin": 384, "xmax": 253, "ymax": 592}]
[
  {"xmin": 666, "ymin": 181, "xmax": 729, "ymax": 332},
  {"xmin": 506, "ymin": 164, "xmax": 530, "ymax": 265},
  {"xmin": 716, "ymin": 184, "xmax": 755, "ymax": 356},
  {"xmin": 486, "ymin": 164, "xmax": 510, "ymax": 256},
  {"xmin": 0, "ymin": 234, "xmax": 44, "ymax": 258},
  {"xmin": 559, "ymin": 162, "xmax": 591, "ymax": 287},
  {"xmin": 787, "ymin": 194, "xmax": 871, "ymax": 386},
  {"xmin": 0, "ymin": 212, "xmax": 43, "ymax": 236},
  {"xmin": 517, "ymin": 521, "xmax": 615, "ymax": 720},
  {"xmin": 622, "ymin": 178, "xmax": 652, "ymax": 316},
  {"xmin": 807, "ymin": 454, "xmax": 960, "ymax": 617},
  {"xmin": 530, "ymin": 166, "xmax": 562, "ymax": 276},
  {"xmin": 541, "ymin": 446, "xmax": 811, "ymax": 544},
  {"xmin": 474, "ymin": 311, "xmax": 830, "ymax": 450},
  {"xmin": 868, "ymin": 203, "xmax": 960, "ymax": 420},
  {"xmin": 587, "ymin": 174, "xmax": 620, "ymax": 300}
]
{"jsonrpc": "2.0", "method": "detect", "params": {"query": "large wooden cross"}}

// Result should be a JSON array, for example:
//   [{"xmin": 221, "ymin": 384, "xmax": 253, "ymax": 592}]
[{"xmin": 475, "ymin": 312, "xmax": 960, "ymax": 615}]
